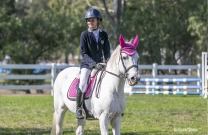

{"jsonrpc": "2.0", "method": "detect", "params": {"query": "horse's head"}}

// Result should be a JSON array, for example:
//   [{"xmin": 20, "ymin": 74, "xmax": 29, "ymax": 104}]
[{"xmin": 118, "ymin": 34, "xmax": 140, "ymax": 86}]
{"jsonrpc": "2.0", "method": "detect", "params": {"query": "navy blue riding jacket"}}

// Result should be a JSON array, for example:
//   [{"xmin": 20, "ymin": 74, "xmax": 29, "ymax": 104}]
[{"xmin": 80, "ymin": 29, "xmax": 111, "ymax": 70}]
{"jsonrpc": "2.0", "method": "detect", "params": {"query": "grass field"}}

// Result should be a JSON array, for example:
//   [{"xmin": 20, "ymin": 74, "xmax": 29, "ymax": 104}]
[{"xmin": 0, "ymin": 95, "xmax": 207, "ymax": 135}]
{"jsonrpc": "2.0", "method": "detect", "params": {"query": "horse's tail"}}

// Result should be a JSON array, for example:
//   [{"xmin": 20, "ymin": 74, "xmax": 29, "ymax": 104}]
[{"xmin": 50, "ymin": 111, "xmax": 56, "ymax": 135}]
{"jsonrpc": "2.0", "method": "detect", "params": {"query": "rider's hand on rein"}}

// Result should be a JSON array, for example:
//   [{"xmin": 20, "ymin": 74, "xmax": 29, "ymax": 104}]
[{"xmin": 95, "ymin": 63, "xmax": 104, "ymax": 70}]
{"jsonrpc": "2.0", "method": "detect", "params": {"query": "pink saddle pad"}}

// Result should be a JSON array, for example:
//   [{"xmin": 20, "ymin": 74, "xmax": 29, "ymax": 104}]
[{"xmin": 67, "ymin": 77, "xmax": 95, "ymax": 101}]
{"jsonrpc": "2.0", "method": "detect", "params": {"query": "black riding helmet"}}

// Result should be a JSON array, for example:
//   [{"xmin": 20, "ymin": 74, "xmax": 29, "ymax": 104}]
[{"xmin": 85, "ymin": 8, "xmax": 102, "ymax": 22}]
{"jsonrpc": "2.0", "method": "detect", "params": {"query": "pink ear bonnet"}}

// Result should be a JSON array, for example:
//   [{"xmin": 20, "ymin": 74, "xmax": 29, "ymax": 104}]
[{"xmin": 119, "ymin": 34, "xmax": 139, "ymax": 55}]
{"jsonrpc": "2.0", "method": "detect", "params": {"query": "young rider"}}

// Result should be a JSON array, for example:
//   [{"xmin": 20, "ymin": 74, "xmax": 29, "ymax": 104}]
[{"xmin": 76, "ymin": 8, "xmax": 111, "ymax": 119}]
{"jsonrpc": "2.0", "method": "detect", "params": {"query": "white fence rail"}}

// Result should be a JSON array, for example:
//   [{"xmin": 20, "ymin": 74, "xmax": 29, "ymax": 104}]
[
  {"xmin": 125, "ymin": 52, "xmax": 208, "ymax": 98},
  {"xmin": 0, "ymin": 52, "xmax": 207, "ymax": 98},
  {"xmin": 0, "ymin": 64, "xmax": 76, "ymax": 95},
  {"xmin": 202, "ymin": 52, "xmax": 207, "ymax": 98},
  {"xmin": 124, "ymin": 64, "xmax": 202, "ymax": 95}
]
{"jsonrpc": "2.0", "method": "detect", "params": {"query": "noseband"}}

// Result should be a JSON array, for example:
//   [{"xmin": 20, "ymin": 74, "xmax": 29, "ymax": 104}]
[{"xmin": 105, "ymin": 47, "xmax": 138, "ymax": 78}]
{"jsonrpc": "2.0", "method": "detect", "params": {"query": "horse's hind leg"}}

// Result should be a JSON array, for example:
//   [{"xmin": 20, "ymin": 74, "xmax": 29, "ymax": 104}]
[
  {"xmin": 56, "ymin": 106, "xmax": 67, "ymax": 135},
  {"xmin": 51, "ymin": 100, "xmax": 67, "ymax": 135}
]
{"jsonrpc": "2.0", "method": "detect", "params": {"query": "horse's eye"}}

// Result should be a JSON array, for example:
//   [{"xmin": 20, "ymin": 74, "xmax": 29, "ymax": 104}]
[{"xmin": 122, "ymin": 56, "xmax": 128, "ymax": 60}]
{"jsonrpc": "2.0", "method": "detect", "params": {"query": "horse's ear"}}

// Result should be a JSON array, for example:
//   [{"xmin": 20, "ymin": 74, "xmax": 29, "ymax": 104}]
[
  {"xmin": 119, "ymin": 34, "xmax": 125, "ymax": 48},
  {"xmin": 133, "ymin": 35, "xmax": 139, "ymax": 48}
]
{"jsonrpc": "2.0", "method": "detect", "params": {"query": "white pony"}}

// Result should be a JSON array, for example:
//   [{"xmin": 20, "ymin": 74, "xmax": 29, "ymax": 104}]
[{"xmin": 51, "ymin": 34, "xmax": 140, "ymax": 135}]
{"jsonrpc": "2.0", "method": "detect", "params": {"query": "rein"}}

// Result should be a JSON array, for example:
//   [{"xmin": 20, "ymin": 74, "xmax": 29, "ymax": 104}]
[{"xmin": 95, "ymin": 67, "xmax": 106, "ymax": 98}]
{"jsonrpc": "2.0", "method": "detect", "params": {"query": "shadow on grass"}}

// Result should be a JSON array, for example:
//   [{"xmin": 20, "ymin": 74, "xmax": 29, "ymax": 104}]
[
  {"xmin": 0, "ymin": 128, "xmax": 101, "ymax": 135},
  {"xmin": 0, "ymin": 128, "xmax": 52, "ymax": 135},
  {"xmin": 0, "ymin": 128, "xmax": 202, "ymax": 135}
]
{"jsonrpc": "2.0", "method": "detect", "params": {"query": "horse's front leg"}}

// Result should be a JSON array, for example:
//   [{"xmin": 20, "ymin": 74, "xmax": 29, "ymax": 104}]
[
  {"xmin": 76, "ymin": 119, "xmax": 86, "ymax": 135},
  {"xmin": 99, "ymin": 113, "xmax": 109, "ymax": 135},
  {"xmin": 110, "ymin": 115, "xmax": 122, "ymax": 135}
]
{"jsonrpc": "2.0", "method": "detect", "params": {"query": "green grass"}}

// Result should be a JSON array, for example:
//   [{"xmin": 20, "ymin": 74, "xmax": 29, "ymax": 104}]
[{"xmin": 0, "ymin": 95, "xmax": 207, "ymax": 135}]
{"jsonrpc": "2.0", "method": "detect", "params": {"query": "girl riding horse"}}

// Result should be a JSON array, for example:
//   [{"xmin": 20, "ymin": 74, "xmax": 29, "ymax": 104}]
[{"xmin": 77, "ymin": 8, "xmax": 111, "ymax": 119}]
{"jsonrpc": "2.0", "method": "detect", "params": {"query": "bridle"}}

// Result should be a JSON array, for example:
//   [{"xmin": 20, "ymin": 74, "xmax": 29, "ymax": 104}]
[
  {"xmin": 105, "ymin": 47, "xmax": 138, "ymax": 79},
  {"xmin": 95, "ymin": 47, "xmax": 138, "ymax": 98}
]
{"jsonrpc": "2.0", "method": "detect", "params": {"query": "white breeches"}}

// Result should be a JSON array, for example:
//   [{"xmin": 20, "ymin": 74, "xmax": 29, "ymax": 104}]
[{"xmin": 79, "ymin": 68, "xmax": 91, "ymax": 93}]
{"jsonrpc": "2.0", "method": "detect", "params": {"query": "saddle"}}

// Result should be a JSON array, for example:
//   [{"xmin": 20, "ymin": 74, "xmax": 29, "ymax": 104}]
[{"xmin": 67, "ymin": 63, "xmax": 106, "ymax": 101}]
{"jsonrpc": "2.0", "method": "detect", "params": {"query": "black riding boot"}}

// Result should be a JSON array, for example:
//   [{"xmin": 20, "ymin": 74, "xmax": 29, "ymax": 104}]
[{"xmin": 76, "ymin": 88, "xmax": 84, "ymax": 119}]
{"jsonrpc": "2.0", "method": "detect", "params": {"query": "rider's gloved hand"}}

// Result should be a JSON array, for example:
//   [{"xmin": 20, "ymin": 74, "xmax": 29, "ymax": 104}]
[
  {"xmin": 95, "ymin": 63, "xmax": 104, "ymax": 70},
  {"xmin": 105, "ymin": 58, "xmax": 109, "ymax": 63}
]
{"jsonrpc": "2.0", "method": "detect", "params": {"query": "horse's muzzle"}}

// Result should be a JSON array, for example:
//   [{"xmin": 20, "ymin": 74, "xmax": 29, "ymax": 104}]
[{"xmin": 128, "ymin": 74, "xmax": 140, "ymax": 86}]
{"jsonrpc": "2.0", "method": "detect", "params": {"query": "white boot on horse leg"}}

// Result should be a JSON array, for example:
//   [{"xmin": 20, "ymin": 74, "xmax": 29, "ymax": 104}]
[
  {"xmin": 99, "ymin": 113, "xmax": 109, "ymax": 135},
  {"xmin": 76, "ymin": 119, "xmax": 86, "ymax": 135},
  {"xmin": 110, "ymin": 115, "xmax": 122, "ymax": 135}
]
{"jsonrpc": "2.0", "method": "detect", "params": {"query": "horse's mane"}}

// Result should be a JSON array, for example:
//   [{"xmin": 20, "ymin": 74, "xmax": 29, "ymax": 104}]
[{"xmin": 107, "ymin": 45, "xmax": 121, "ymax": 68}]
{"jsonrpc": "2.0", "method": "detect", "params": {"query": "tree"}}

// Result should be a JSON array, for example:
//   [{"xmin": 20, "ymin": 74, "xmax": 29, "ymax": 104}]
[
  {"xmin": 101, "ymin": 0, "xmax": 125, "ymax": 48},
  {"xmin": 120, "ymin": 0, "xmax": 205, "ymax": 66},
  {"xmin": 0, "ymin": 0, "xmax": 86, "ymax": 93},
  {"xmin": 188, "ymin": 0, "xmax": 207, "ymax": 53},
  {"xmin": 0, "ymin": 0, "xmax": 16, "ymax": 58},
  {"xmin": 0, "ymin": 0, "xmax": 206, "ymax": 66}
]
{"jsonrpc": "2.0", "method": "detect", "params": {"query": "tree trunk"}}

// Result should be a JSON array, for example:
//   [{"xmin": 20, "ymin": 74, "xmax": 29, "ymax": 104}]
[{"xmin": 101, "ymin": 0, "xmax": 124, "ymax": 49}]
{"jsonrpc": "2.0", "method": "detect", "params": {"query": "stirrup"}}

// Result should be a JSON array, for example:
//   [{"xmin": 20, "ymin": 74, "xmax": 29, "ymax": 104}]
[{"xmin": 76, "ymin": 108, "xmax": 84, "ymax": 119}]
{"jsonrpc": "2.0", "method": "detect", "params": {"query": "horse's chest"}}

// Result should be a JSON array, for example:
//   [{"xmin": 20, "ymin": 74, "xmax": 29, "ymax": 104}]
[
  {"xmin": 93, "ymin": 94, "xmax": 126, "ymax": 115},
  {"xmin": 97, "ymin": 98, "xmax": 125, "ymax": 120},
  {"xmin": 110, "ymin": 98, "xmax": 126, "ymax": 112}
]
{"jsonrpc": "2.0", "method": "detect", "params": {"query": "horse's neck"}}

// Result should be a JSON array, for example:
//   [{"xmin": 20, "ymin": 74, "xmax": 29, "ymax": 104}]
[{"xmin": 105, "ymin": 64, "xmax": 125, "ymax": 93}]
